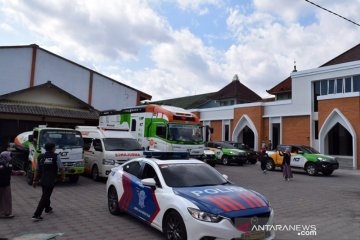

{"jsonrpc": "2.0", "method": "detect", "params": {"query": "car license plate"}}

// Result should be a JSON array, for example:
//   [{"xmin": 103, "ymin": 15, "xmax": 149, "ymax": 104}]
[{"xmin": 240, "ymin": 231, "xmax": 266, "ymax": 240}]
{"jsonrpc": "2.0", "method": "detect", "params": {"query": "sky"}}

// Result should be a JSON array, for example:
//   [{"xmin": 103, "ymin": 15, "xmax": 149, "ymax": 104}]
[{"xmin": 1, "ymin": 0, "xmax": 360, "ymax": 101}]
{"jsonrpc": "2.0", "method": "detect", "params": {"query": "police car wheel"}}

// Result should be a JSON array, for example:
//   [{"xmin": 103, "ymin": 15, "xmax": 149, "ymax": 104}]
[
  {"xmin": 305, "ymin": 163, "xmax": 318, "ymax": 176},
  {"xmin": 91, "ymin": 165, "xmax": 99, "ymax": 181},
  {"xmin": 164, "ymin": 211, "xmax": 187, "ymax": 240},
  {"xmin": 108, "ymin": 186, "xmax": 121, "ymax": 215}
]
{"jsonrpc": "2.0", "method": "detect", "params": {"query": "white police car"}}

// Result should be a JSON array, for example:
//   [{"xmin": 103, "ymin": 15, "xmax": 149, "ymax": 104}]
[{"xmin": 106, "ymin": 152, "xmax": 274, "ymax": 240}]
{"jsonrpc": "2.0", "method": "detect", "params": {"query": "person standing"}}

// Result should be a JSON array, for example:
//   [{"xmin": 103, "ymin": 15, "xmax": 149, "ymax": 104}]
[
  {"xmin": 267, "ymin": 140, "xmax": 272, "ymax": 150},
  {"xmin": 32, "ymin": 143, "xmax": 65, "ymax": 221},
  {"xmin": 279, "ymin": 147, "xmax": 293, "ymax": 181},
  {"xmin": 258, "ymin": 147, "xmax": 268, "ymax": 174},
  {"xmin": 0, "ymin": 150, "xmax": 14, "ymax": 218}
]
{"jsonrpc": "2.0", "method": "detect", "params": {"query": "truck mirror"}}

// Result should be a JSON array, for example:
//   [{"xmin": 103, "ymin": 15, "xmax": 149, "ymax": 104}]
[{"xmin": 28, "ymin": 135, "xmax": 34, "ymax": 142}]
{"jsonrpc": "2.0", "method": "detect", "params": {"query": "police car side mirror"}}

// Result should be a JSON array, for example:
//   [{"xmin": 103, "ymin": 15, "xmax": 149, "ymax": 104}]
[
  {"xmin": 222, "ymin": 174, "xmax": 229, "ymax": 180},
  {"xmin": 141, "ymin": 178, "xmax": 157, "ymax": 187}
]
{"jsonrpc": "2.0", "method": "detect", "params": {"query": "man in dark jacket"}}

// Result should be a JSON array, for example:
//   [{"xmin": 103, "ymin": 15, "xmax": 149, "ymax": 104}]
[
  {"xmin": 0, "ymin": 150, "xmax": 14, "ymax": 218},
  {"xmin": 32, "ymin": 143, "xmax": 64, "ymax": 221}
]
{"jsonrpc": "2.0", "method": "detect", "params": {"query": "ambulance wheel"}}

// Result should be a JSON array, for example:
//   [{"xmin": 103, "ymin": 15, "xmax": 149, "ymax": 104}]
[
  {"xmin": 265, "ymin": 159, "xmax": 275, "ymax": 171},
  {"xmin": 91, "ymin": 165, "xmax": 100, "ymax": 181},
  {"xmin": 305, "ymin": 163, "xmax": 318, "ymax": 176},
  {"xmin": 164, "ymin": 210, "xmax": 187, "ymax": 240},
  {"xmin": 26, "ymin": 164, "xmax": 34, "ymax": 185},
  {"xmin": 108, "ymin": 186, "xmax": 121, "ymax": 215},
  {"xmin": 69, "ymin": 174, "xmax": 80, "ymax": 183},
  {"xmin": 222, "ymin": 156, "xmax": 230, "ymax": 165}
]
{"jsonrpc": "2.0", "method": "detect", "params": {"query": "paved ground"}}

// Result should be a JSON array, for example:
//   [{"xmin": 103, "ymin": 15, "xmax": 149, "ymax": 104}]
[{"xmin": 1, "ymin": 163, "xmax": 360, "ymax": 240}]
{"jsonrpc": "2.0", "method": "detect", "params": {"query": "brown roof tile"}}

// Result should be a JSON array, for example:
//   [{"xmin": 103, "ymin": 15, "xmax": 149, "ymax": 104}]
[{"xmin": 211, "ymin": 79, "xmax": 262, "ymax": 102}]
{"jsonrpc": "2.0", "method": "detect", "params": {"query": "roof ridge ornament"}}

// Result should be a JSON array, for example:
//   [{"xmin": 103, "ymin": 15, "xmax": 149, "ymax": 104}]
[
  {"xmin": 232, "ymin": 74, "xmax": 239, "ymax": 82},
  {"xmin": 292, "ymin": 60, "xmax": 297, "ymax": 72}
]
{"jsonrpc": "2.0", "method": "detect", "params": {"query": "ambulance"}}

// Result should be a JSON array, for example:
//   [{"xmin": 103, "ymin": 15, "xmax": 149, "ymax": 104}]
[
  {"xmin": 76, "ymin": 126, "xmax": 143, "ymax": 181},
  {"xmin": 99, "ymin": 104, "xmax": 205, "ymax": 158}
]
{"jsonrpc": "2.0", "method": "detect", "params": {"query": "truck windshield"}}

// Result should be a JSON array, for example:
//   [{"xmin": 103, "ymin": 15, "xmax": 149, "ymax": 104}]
[
  {"xmin": 40, "ymin": 130, "xmax": 83, "ymax": 149},
  {"xmin": 103, "ymin": 138, "xmax": 143, "ymax": 151},
  {"xmin": 168, "ymin": 124, "xmax": 203, "ymax": 143}
]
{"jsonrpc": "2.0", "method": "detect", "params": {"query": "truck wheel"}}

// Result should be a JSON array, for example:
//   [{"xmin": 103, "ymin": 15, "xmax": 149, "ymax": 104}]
[
  {"xmin": 26, "ymin": 164, "xmax": 34, "ymax": 185},
  {"xmin": 92, "ymin": 165, "xmax": 100, "ymax": 181},
  {"xmin": 266, "ymin": 159, "xmax": 275, "ymax": 171},
  {"xmin": 222, "ymin": 156, "xmax": 230, "ymax": 165},
  {"xmin": 69, "ymin": 174, "xmax": 80, "ymax": 183},
  {"xmin": 305, "ymin": 163, "xmax": 318, "ymax": 176}
]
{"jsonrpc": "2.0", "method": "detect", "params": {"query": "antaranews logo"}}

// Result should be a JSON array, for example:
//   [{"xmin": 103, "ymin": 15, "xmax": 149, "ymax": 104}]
[{"xmin": 251, "ymin": 224, "xmax": 317, "ymax": 237}]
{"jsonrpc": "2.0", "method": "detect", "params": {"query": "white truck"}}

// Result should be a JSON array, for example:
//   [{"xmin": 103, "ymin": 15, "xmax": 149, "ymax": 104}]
[
  {"xmin": 12, "ymin": 126, "xmax": 85, "ymax": 184},
  {"xmin": 99, "ymin": 104, "xmax": 205, "ymax": 158},
  {"xmin": 75, "ymin": 126, "xmax": 143, "ymax": 180}
]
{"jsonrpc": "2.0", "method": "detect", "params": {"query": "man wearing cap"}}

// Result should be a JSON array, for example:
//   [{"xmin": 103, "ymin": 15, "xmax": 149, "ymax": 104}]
[{"xmin": 32, "ymin": 143, "xmax": 65, "ymax": 221}]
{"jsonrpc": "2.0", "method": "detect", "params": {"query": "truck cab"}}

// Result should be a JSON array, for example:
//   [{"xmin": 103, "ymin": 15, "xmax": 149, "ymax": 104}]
[{"xmin": 26, "ymin": 127, "xmax": 84, "ymax": 184}]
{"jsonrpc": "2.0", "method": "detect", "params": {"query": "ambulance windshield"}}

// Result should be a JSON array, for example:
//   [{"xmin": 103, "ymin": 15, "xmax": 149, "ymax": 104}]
[{"xmin": 168, "ymin": 124, "xmax": 203, "ymax": 143}]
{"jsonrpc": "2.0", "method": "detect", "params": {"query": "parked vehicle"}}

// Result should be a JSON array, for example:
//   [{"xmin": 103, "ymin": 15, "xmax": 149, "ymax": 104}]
[
  {"xmin": 106, "ymin": 152, "xmax": 275, "ymax": 240},
  {"xmin": 223, "ymin": 141, "xmax": 258, "ymax": 164},
  {"xmin": 266, "ymin": 144, "xmax": 339, "ymax": 176},
  {"xmin": 99, "ymin": 104, "xmax": 205, "ymax": 158},
  {"xmin": 202, "ymin": 148, "xmax": 218, "ymax": 167},
  {"xmin": 205, "ymin": 141, "xmax": 247, "ymax": 165},
  {"xmin": 12, "ymin": 127, "xmax": 85, "ymax": 184},
  {"xmin": 76, "ymin": 126, "xmax": 143, "ymax": 181}
]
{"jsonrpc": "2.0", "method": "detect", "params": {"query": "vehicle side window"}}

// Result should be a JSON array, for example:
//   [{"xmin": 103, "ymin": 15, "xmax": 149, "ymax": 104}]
[
  {"xmin": 156, "ymin": 125, "xmax": 166, "ymax": 139},
  {"xmin": 33, "ymin": 131, "xmax": 39, "ymax": 148},
  {"xmin": 141, "ymin": 163, "xmax": 161, "ymax": 187},
  {"xmin": 123, "ymin": 161, "xmax": 142, "ymax": 178},
  {"xmin": 93, "ymin": 139, "xmax": 103, "ymax": 152},
  {"xmin": 131, "ymin": 119, "xmax": 136, "ymax": 132},
  {"xmin": 292, "ymin": 146, "xmax": 300, "ymax": 154},
  {"xmin": 83, "ymin": 138, "xmax": 93, "ymax": 151}
]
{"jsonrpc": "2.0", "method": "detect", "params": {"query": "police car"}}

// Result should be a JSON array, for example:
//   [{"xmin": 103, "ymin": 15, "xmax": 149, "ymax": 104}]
[{"xmin": 106, "ymin": 152, "xmax": 275, "ymax": 240}]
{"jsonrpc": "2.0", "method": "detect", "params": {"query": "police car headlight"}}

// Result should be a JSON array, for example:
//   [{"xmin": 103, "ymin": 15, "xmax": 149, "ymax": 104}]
[
  {"xmin": 187, "ymin": 207, "xmax": 222, "ymax": 223},
  {"xmin": 102, "ymin": 159, "xmax": 115, "ymax": 165}
]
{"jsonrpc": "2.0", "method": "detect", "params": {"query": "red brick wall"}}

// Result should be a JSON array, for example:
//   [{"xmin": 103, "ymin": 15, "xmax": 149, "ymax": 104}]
[
  {"xmin": 211, "ymin": 120, "xmax": 222, "ymax": 141},
  {"xmin": 318, "ymin": 96, "xmax": 360, "ymax": 169},
  {"xmin": 282, "ymin": 116, "xmax": 311, "ymax": 146}
]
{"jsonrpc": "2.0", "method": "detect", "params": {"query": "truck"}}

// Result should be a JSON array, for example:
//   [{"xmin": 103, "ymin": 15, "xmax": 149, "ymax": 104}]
[
  {"xmin": 75, "ymin": 126, "xmax": 143, "ymax": 180},
  {"xmin": 99, "ymin": 104, "xmax": 205, "ymax": 158},
  {"xmin": 12, "ymin": 126, "xmax": 85, "ymax": 184}
]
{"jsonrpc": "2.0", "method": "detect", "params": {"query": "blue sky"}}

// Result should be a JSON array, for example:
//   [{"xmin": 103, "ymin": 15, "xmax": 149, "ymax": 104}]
[{"xmin": 1, "ymin": 0, "xmax": 360, "ymax": 100}]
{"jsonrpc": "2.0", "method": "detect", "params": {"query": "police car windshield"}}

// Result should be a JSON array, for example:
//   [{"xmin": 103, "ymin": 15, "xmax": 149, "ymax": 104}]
[
  {"xmin": 103, "ymin": 138, "xmax": 142, "ymax": 151},
  {"xmin": 301, "ymin": 146, "xmax": 320, "ymax": 154},
  {"xmin": 159, "ymin": 163, "xmax": 228, "ymax": 188}
]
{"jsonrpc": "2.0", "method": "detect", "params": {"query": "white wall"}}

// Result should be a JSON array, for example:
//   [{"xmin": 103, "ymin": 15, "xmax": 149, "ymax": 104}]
[
  {"xmin": 35, "ymin": 49, "xmax": 90, "ymax": 103},
  {"xmin": 0, "ymin": 48, "xmax": 32, "ymax": 95},
  {"xmin": 91, "ymin": 73, "xmax": 137, "ymax": 111}
]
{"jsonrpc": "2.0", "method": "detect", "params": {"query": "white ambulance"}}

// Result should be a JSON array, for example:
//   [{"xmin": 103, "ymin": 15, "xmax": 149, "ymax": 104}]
[{"xmin": 76, "ymin": 126, "xmax": 143, "ymax": 181}]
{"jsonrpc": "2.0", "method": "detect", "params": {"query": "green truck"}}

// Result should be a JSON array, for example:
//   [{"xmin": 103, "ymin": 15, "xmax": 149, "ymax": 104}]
[{"xmin": 12, "ymin": 127, "xmax": 85, "ymax": 184}]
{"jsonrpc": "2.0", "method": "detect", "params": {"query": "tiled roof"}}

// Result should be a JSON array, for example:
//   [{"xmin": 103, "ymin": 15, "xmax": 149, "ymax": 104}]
[
  {"xmin": 211, "ymin": 80, "xmax": 262, "ymax": 102},
  {"xmin": 0, "ymin": 102, "xmax": 99, "ymax": 120},
  {"xmin": 151, "ymin": 92, "xmax": 215, "ymax": 109},
  {"xmin": 266, "ymin": 76, "xmax": 292, "ymax": 94}
]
